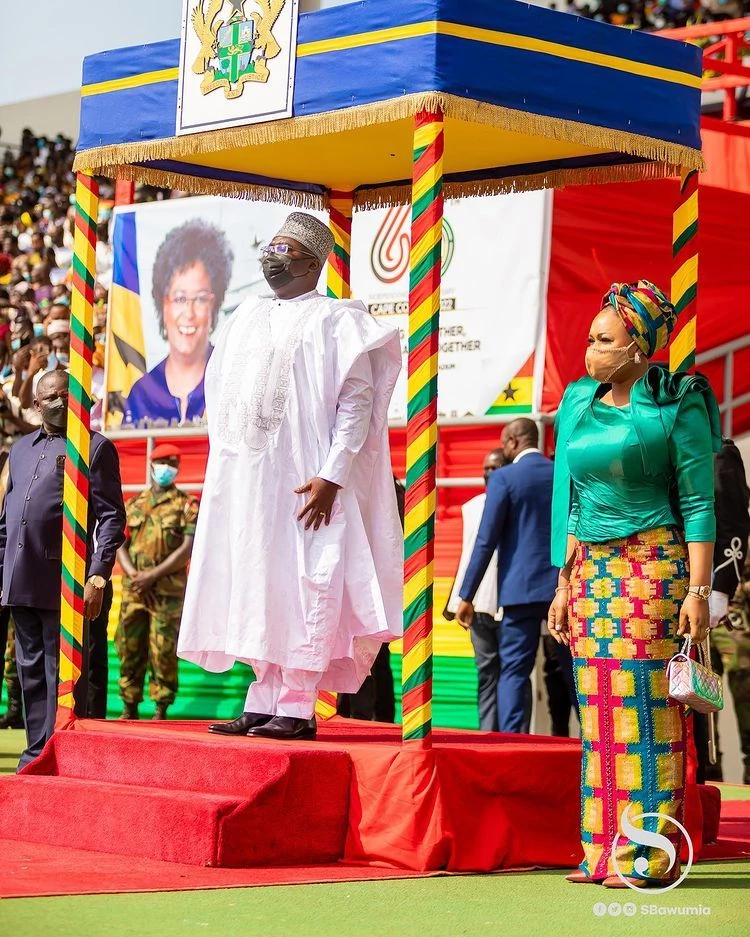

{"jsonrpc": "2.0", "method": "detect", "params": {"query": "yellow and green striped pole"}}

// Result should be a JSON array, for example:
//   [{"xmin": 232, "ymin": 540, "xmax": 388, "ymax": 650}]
[
  {"xmin": 402, "ymin": 109, "xmax": 444, "ymax": 746},
  {"xmin": 670, "ymin": 168, "xmax": 698, "ymax": 373},
  {"xmin": 314, "ymin": 190, "xmax": 355, "ymax": 722},
  {"xmin": 56, "ymin": 172, "xmax": 98, "ymax": 723}
]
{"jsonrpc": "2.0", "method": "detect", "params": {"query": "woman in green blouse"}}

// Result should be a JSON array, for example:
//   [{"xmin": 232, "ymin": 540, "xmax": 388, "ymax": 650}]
[{"xmin": 548, "ymin": 280, "xmax": 720, "ymax": 889}]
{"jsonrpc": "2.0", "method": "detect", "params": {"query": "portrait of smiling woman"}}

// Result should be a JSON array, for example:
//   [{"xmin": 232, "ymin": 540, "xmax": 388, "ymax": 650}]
[{"xmin": 124, "ymin": 219, "xmax": 234, "ymax": 426}]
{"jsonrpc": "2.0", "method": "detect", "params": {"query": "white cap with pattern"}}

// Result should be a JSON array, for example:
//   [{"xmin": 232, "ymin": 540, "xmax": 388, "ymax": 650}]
[{"xmin": 274, "ymin": 212, "xmax": 335, "ymax": 266}]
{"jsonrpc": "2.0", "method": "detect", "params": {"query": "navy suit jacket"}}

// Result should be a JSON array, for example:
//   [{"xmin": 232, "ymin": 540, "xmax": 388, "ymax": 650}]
[
  {"xmin": 0, "ymin": 429, "xmax": 126, "ymax": 610},
  {"xmin": 459, "ymin": 451, "xmax": 557, "ymax": 609}
]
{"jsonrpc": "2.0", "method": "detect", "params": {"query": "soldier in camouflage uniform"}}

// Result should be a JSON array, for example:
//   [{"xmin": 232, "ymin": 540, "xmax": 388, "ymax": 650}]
[
  {"xmin": 0, "ymin": 617, "xmax": 23, "ymax": 729},
  {"xmin": 711, "ymin": 554, "xmax": 750, "ymax": 785},
  {"xmin": 115, "ymin": 443, "xmax": 198, "ymax": 720}
]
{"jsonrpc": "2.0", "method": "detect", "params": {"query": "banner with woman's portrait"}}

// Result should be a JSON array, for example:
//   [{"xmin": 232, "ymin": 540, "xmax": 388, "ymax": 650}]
[{"xmin": 106, "ymin": 196, "xmax": 322, "ymax": 429}]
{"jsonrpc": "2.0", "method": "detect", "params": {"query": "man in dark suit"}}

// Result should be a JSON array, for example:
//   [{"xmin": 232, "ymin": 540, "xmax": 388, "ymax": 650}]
[
  {"xmin": 0, "ymin": 370, "xmax": 126, "ymax": 768},
  {"xmin": 457, "ymin": 418, "xmax": 558, "ymax": 733}
]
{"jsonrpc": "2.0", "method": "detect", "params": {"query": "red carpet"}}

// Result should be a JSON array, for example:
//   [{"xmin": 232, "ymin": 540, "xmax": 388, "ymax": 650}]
[
  {"xmin": 0, "ymin": 718, "xmax": 584, "ymax": 874},
  {"xmin": 1, "ymin": 720, "xmax": 747, "ymax": 898},
  {"xmin": 0, "ymin": 839, "xmax": 437, "ymax": 899},
  {"xmin": 701, "ymin": 800, "xmax": 750, "ymax": 861}
]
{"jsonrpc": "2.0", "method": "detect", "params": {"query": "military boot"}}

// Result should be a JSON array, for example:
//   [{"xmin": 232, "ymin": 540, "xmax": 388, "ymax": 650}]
[
  {"xmin": 119, "ymin": 702, "xmax": 140, "ymax": 720},
  {"xmin": 152, "ymin": 702, "xmax": 169, "ymax": 721}
]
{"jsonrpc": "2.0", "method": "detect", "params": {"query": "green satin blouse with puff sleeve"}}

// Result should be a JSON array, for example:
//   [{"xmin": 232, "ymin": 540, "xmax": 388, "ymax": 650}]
[{"xmin": 550, "ymin": 365, "xmax": 722, "ymax": 567}]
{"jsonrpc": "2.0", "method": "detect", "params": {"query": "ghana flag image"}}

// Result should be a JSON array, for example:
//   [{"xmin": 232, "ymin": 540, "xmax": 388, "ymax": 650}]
[{"xmin": 485, "ymin": 352, "xmax": 534, "ymax": 415}]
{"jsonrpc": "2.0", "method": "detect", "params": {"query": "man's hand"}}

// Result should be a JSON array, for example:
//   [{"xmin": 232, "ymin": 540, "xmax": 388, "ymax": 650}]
[
  {"xmin": 129, "ymin": 570, "xmax": 156, "ymax": 595},
  {"xmin": 83, "ymin": 581, "xmax": 104, "ymax": 621},
  {"xmin": 27, "ymin": 351, "xmax": 47, "ymax": 377},
  {"xmin": 295, "ymin": 477, "xmax": 340, "ymax": 530},
  {"xmin": 708, "ymin": 591, "xmax": 729, "ymax": 630},
  {"xmin": 456, "ymin": 600, "xmax": 474, "ymax": 630},
  {"xmin": 677, "ymin": 594, "xmax": 710, "ymax": 644},
  {"xmin": 12, "ymin": 347, "xmax": 30, "ymax": 373}
]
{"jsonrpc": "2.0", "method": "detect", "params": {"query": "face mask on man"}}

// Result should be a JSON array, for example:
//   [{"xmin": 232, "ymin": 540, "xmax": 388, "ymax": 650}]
[
  {"xmin": 585, "ymin": 341, "xmax": 637, "ymax": 384},
  {"xmin": 151, "ymin": 463, "xmax": 178, "ymax": 487},
  {"xmin": 55, "ymin": 352, "xmax": 70, "ymax": 368},
  {"xmin": 42, "ymin": 395, "xmax": 67, "ymax": 429},
  {"xmin": 33, "ymin": 323, "xmax": 45, "ymax": 337},
  {"xmin": 261, "ymin": 253, "xmax": 297, "ymax": 291}
]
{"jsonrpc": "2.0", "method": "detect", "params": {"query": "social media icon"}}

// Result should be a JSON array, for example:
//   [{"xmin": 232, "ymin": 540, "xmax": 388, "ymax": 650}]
[
  {"xmin": 608, "ymin": 902, "xmax": 622, "ymax": 917},
  {"xmin": 593, "ymin": 902, "xmax": 608, "ymax": 917},
  {"xmin": 623, "ymin": 903, "xmax": 637, "ymax": 917}
]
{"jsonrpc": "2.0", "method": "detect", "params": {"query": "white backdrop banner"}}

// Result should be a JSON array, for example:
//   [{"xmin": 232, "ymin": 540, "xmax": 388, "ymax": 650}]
[
  {"xmin": 176, "ymin": 0, "xmax": 299, "ymax": 135},
  {"xmin": 106, "ymin": 191, "xmax": 550, "ymax": 428},
  {"xmin": 351, "ymin": 191, "xmax": 551, "ymax": 421}
]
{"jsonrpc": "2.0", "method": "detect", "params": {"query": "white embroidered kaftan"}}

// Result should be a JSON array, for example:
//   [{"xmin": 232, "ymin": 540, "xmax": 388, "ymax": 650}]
[{"xmin": 177, "ymin": 291, "xmax": 403, "ymax": 691}]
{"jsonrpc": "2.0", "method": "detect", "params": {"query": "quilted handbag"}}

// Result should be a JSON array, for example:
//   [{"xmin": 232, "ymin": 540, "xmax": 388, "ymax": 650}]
[{"xmin": 667, "ymin": 637, "xmax": 724, "ymax": 714}]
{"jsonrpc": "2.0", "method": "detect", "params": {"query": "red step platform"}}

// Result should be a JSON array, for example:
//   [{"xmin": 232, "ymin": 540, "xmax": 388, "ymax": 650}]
[{"xmin": 0, "ymin": 718, "xmax": 587, "ymax": 872}]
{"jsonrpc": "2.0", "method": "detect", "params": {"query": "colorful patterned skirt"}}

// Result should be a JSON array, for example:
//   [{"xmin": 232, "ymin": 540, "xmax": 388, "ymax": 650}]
[{"xmin": 569, "ymin": 526, "xmax": 688, "ymax": 881}]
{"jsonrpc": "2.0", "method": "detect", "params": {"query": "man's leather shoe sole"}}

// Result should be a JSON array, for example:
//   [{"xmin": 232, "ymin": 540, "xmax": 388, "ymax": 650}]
[
  {"xmin": 247, "ymin": 715, "xmax": 317, "ymax": 741},
  {"xmin": 208, "ymin": 712, "xmax": 272, "ymax": 735}
]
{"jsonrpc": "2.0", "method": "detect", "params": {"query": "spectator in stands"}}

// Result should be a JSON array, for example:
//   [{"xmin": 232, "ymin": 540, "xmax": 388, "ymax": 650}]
[{"xmin": 123, "ymin": 220, "xmax": 234, "ymax": 428}]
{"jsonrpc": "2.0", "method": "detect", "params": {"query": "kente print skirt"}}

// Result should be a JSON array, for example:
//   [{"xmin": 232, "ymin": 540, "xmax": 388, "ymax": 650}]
[{"xmin": 569, "ymin": 525, "xmax": 688, "ymax": 881}]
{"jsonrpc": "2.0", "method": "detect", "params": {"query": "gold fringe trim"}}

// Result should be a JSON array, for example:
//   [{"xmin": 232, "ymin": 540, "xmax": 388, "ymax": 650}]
[
  {"xmin": 357, "ymin": 160, "xmax": 680, "ymax": 209},
  {"xmin": 102, "ymin": 163, "xmax": 327, "ymax": 209},
  {"xmin": 73, "ymin": 90, "xmax": 704, "ymax": 176}
]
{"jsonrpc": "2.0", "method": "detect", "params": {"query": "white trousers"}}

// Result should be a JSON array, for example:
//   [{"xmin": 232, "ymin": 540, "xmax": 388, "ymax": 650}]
[{"xmin": 244, "ymin": 662, "xmax": 321, "ymax": 719}]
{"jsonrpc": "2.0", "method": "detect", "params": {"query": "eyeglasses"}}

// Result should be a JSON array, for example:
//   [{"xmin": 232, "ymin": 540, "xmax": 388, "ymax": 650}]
[
  {"xmin": 166, "ymin": 291, "xmax": 215, "ymax": 312},
  {"xmin": 260, "ymin": 243, "xmax": 316, "ymax": 259}
]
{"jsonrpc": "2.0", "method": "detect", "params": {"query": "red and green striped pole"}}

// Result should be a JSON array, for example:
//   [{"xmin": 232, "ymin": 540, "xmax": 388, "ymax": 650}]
[
  {"xmin": 402, "ymin": 110, "xmax": 444, "ymax": 746},
  {"xmin": 57, "ymin": 171, "xmax": 98, "ymax": 722},
  {"xmin": 315, "ymin": 190, "xmax": 355, "ymax": 722},
  {"xmin": 670, "ymin": 168, "xmax": 698, "ymax": 373}
]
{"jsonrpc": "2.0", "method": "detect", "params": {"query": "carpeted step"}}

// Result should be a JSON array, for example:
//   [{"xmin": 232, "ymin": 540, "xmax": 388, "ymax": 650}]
[
  {"xmin": 0, "ymin": 775, "xmax": 244, "ymax": 865},
  {"xmin": 3, "ymin": 731, "xmax": 353, "ymax": 867},
  {"xmin": 25, "ymin": 729, "xmax": 330, "ymax": 796}
]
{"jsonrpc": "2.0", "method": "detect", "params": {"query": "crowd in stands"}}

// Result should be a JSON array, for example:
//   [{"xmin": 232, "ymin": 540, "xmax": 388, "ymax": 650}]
[
  {"xmin": 0, "ymin": 129, "xmax": 172, "ymax": 453},
  {"xmin": 563, "ymin": 0, "xmax": 748, "ymax": 29}
]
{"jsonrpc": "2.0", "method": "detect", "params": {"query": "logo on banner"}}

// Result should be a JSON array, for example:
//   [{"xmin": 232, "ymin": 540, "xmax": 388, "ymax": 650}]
[
  {"xmin": 370, "ymin": 206, "xmax": 456, "ymax": 284},
  {"xmin": 191, "ymin": 0, "xmax": 287, "ymax": 98}
]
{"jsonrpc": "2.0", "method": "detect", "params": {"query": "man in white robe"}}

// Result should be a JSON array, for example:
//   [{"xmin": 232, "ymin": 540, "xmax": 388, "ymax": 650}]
[{"xmin": 177, "ymin": 212, "xmax": 403, "ymax": 740}]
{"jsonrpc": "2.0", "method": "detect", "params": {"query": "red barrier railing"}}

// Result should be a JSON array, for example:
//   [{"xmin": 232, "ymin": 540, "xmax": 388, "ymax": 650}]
[{"xmin": 659, "ymin": 16, "xmax": 750, "ymax": 121}]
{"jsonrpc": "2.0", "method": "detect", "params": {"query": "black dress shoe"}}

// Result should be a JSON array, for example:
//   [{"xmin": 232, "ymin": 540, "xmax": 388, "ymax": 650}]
[
  {"xmin": 247, "ymin": 715, "xmax": 317, "ymax": 740},
  {"xmin": 208, "ymin": 712, "xmax": 272, "ymax": 735}
]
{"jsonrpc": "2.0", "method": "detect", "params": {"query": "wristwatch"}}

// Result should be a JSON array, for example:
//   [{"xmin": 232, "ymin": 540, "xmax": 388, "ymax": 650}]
[
  {"xmin": 87, "ymin": 575, "xmax": 107, "ymax": 590},
  {"xmin": 686, "ymin": 585, "xmax": 712, "ymax": 601}
]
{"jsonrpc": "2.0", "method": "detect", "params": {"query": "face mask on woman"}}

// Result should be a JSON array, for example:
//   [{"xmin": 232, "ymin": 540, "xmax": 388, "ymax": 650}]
[{"xmin": 585, "ymin": 341, "xmax": 637, "ymax": 384}]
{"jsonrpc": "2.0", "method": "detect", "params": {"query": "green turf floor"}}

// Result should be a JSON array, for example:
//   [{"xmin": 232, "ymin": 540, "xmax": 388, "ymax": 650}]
[{"xmin": 1, "ymin": 863, "xmax": 747, "ymax": 937}]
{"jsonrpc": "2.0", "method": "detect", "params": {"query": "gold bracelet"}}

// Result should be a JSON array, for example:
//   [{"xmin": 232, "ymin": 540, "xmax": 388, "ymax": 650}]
[{"xmin": 555, "ymin": 585, "xmax": 570, "ymax": 594}]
